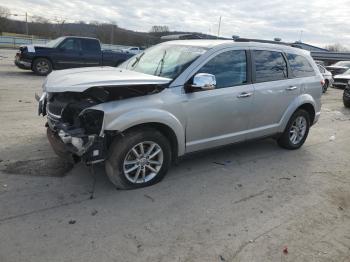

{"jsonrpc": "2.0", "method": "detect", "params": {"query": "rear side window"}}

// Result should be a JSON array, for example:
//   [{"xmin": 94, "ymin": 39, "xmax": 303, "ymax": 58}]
[
  {"xmin": 286, "ymin": 53, "xmax": 315, "ymax": 77},
  {"xmin": 82, "ymin": 39, "xmax": 100, "ymax": 52},
  {"xmin": 253, "ymin": 50, "xmax": 288, "ymax": 82},
  {"xmin": 197, "ymin": 50, "xmax": 247, "ymax": 89}
]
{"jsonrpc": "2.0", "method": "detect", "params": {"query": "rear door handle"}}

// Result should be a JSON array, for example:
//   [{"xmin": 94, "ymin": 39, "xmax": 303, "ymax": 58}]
[
  {"xmin": 286, "ymin": 86, "xmax": 298, "ymax": 91},
  {"xmin": 237, "ymin": 92, "xmax": 253, "ymax": 98}
]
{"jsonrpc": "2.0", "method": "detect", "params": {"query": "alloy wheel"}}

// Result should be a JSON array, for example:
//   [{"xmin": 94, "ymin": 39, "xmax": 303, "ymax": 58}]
[
  {"xmin": 289, "ymin": 116, "xmax": 307, "ymax": 145},
  {"xmin": 123, "ymin": 141, "xmax": 164, "ymax": 184},
  {"xmin": 36, "ymin": 61, "xmax": 49, "ymax": 74}
]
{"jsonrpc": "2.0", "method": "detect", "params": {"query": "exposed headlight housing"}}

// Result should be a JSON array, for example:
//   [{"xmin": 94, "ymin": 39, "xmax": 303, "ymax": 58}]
[{"xmin": 79, "ymin": 109, "xmax": 104, "ymax": 135}]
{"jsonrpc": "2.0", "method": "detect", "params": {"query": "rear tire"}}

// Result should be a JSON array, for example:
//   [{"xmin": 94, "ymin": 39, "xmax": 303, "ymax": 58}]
[
  {"xmin": 32, "ymin": 58, "xmax": 52, "ymax": 76},
  {"xmin": 277, "ymin": 109, "xmax": 310, "ymax": 150},
  {"xmin": 105, "ymin": 128, "xmax": 172, "ymax": 189},
  {"xmin": 323, "ymin": 80, "xmax": 329, "ymax": 93},
  {"xmin": 343, "ymin": 92, "xmax": 350, "ymax": 108}
]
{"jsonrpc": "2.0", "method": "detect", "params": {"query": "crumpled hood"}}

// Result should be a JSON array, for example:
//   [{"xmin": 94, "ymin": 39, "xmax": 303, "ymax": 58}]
[
  {"xmin": 44, "ymin": 67, "xmax": 172, "ymax": 92},
  {"xmin": 21, "ymin": 44, "xmax": 49, "ymax": 53}
]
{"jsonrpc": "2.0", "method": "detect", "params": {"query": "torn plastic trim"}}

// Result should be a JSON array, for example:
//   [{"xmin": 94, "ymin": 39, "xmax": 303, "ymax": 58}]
[
  {"xmin": 55, "ymin": 128, "xmax": 106, "ymax": 164},
  {"xmin": 58, "ymin": 129, "xmax": 95, "ymax": 156}
]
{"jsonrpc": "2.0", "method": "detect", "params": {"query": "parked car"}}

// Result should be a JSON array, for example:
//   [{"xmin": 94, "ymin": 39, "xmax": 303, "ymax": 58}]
[
  {"xmin": 15, "ymin": 36, "xmax": 133, "ymax": 75},
  {"xmin": 123, "ymin": 47, "xmax": 143, "ymax": 55},
  {"xmin": 37, "ymin": 40, "xmax": 323, "ymax": 189},
  {"xmin": 317, "ymin": 64, "xmax": 333, "ymax": 92},
  {"xmin": 333, "ymin": 69, "xmax": 350, "ymax": 89},
  {"xmin": 326, "ymin": 61, "xmax": 350, "ymax": 76}
]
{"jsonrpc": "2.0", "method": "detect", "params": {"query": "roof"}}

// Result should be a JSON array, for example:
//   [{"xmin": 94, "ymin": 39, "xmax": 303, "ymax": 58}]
[{"xmin": 162, "ymin": 39, "xmax": 309, "ymax": 55}]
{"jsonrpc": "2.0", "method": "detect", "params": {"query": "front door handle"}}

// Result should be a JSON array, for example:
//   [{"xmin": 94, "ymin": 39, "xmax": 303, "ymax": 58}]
[
  {"xmin": 237, "ymin": 92, "xmax": 253, "ymax": 98},
  {"xmin": 286, "ymin": 86, "xmax": 298, "ymax": 91}
]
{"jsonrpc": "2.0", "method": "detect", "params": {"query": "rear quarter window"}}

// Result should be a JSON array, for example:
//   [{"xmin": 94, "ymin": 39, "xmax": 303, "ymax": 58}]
[{"xmin": 286, "ymin": 53, "xmax": 315, "ymax": 78}]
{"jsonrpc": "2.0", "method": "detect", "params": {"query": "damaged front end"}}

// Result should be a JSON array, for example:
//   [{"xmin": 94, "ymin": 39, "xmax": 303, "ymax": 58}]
[{"xmin": 38, "ymin": 84, "xmax": 165, "ymax": 164}]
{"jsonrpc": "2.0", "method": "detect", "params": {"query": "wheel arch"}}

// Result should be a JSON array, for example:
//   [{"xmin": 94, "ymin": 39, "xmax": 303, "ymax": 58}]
[
  {"xmin": 104, "ymin": 109, "xmax": 186, "ymax": 157},
  {"xmin": 298, "ymin": 103, "xmax": 315, "ymax": 125},
  {"xmin": 118, "ymin": 122, "xmax": 179, "ymax": 162},
  {"xmin": 31, "ymin": 56, "xmax": 54, "ymax": 70},
  {"xmin": 279, "ymin": 95, "xmax": 318, "ymax": 132}
]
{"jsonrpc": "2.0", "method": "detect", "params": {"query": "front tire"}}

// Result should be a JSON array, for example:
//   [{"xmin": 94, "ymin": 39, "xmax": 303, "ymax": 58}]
[
  {"xmin": 277, "ymin": 109, "xmax": 310, "ymax": 150},
  {"xmin": 32, "ymin": 58, "xmax": 52, "ymax": 76},
  {"xmin": 105, "ymin": 128, "xmax": 172, "ymax": 189}
]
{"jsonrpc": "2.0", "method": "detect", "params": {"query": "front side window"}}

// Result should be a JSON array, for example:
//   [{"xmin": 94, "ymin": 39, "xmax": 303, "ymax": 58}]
[
  {"xmin": 287, "ymin": 53, "xmax": 315, "ymax": 78},
  {"xmin": 254, "ymin": 50, "xmax": 288, "ymax": 82},
  {"xmin": 60, "ymin": 39, "xmax": 81, "ymax": 51},
  {"xmin": 197, "ymin": 50, "xmax": 247, "ymax": 89}
]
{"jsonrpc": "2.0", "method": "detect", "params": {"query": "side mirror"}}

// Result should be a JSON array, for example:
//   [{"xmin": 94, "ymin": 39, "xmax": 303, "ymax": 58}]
[{"xmin": 186, "ymin": 73, "xmax": 216, "ymax": 92}]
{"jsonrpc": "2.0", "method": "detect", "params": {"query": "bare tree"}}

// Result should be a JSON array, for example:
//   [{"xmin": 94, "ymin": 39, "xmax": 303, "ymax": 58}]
[
  {"xmin": 324, "ymin": 43, "xmax": 349, "ymax": 52},
  {"xmin": 0, "ymin": 6, "xmax": 10, "ymax": 33}
]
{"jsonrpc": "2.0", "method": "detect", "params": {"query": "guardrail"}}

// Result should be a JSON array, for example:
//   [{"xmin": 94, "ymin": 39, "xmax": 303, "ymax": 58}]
[
  {"xmin": 0, "ymin": 36, "xmax": 134, "ymax": 51},
  {"xmin": 0, "ymin": 36, "xmax": 49, "ymax": 48},
  {"xmin": 311, "ymin": 51, "xmax": 350, "ymax": 62}
]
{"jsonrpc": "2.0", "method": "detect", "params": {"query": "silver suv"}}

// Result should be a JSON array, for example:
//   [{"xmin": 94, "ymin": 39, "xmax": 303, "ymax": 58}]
[{"xmin": 38, "ymin": 40, "xmax": 323, "ymax": 189}]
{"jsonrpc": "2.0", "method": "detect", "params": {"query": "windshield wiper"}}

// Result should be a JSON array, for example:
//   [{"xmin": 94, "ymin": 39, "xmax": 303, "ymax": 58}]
[
  {"xmin": 154, "ymin": 50, "xmax": 167, "ymax": 76},
  {"xmin": 131, "ymin": 52, "xmax": 145, "ymax": 68}
]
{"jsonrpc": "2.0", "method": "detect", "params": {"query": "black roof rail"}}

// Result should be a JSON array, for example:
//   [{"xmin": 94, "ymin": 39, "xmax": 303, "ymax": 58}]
[{"xmin": 234, "ymin": 38, "xmax": 301, "ymax": 48}]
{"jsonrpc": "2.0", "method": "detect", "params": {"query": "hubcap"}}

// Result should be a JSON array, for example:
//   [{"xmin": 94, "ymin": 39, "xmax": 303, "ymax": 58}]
[
  {"xmin": 36, "ymin": 61, "xmax": 49, "ymax": 73},
  {"xmin": 123, "ymin": 141, "xmax": 163, "ymax": 184},
  {"xmin": 289, "ymin": 116, "xmax": 307, "ymax": 145}
]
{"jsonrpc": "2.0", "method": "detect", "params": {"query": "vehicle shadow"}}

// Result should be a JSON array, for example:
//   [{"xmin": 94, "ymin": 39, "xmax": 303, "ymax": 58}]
[{"xmin": 90, "ymin": 138, "xmax": 292, "ymax": 195}]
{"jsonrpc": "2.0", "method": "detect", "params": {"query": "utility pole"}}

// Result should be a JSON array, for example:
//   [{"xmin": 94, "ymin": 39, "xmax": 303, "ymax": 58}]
[
  {"xmin": 25, "ymin": 12, "xmax": 28, "ymax": 35},
  {"xmin": 110, "ymin": 24, "xmax": 114, "ymax": 44},
  {"xmin": 217, "ymin": 16, "xmax": 222, "ymax": 38},
  {"xmin": 299, "ymin": 30, "xmax": 303, "ymax": 42}
]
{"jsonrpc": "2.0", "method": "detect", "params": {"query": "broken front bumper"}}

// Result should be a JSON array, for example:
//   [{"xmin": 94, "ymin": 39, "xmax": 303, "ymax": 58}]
[
  {"xmin": 46, "ymin": 126, "xmax": 106, "ymax": 164},
  {"xmin": 14, "ymin": 55, "xmax": 32, "ymax": 70}
]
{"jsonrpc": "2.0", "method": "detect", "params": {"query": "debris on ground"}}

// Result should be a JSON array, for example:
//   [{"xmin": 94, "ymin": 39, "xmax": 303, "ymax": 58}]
[
  {"xmin": 2, "ymin": 158, "xmax": 73, "ymax": 177},
  {"xmin": 68, "ymin": 220, "xmax": 76, "ymax": 225},
  {"xmin": 283, "ymin": 246, "xmax": 288, "ymax": 254},
  {"xmin": 219, "ymin": 254, "xmax": 226, "ymax": 261},
  {"xmin": 144, "ymin": 194, "xmax": 155, "ymax": 202},
  {"xmin": 329, "ymin": 135, "xmax": 336, "ymax": 141},
  {"xmin": 213, "ymin": 161, "xmax": 226, "ymax": 166},
  {"xmin": 91, "ymin": 209, "xmax": 98, "ymax": 216}
]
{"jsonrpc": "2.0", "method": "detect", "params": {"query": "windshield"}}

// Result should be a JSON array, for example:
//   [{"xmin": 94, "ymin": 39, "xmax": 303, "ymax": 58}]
[
  {"xmin": 343, "ymin": 69, "xmax": 350, "ymax": 75},
  {"xmin": 45, "ymin": 37, "xmax": 65, "ymax": 48},
  {"xmin": 120, "ymin": 44, "xmax": 207, "ymax": 79},
  {"xmin": 333, "ymin": 61, "xmax": 350, "ymax": 67}
]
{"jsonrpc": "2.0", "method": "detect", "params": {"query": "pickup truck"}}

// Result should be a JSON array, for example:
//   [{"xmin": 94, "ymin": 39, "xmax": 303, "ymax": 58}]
[{"xmin": 15, "ymin": 36, "xmax": 134, "ymax": 75}]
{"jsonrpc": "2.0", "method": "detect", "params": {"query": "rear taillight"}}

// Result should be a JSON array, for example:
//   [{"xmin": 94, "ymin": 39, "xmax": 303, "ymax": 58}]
[{"xmin": 321, "ymin": 79, "xmax": 325, "ymax": 86}]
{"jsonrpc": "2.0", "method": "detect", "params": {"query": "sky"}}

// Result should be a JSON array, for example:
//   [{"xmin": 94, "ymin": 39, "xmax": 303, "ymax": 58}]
[{"xmin": 1, "ymin": 0, "xmax": 350, "ymax": 48}]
